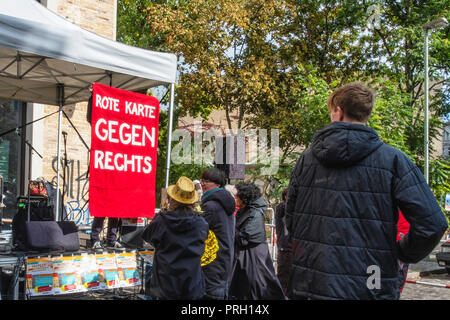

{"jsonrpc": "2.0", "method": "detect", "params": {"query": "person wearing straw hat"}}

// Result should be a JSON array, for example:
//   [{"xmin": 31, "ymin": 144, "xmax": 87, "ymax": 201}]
[{"xmin": 142, "ymin": 176, "xmax": 209, "ymax": 300}]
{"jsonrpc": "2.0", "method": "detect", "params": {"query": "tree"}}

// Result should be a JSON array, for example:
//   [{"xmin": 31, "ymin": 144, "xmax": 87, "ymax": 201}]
[
  {"xmin": 154, "ymin": 100, "xmax": 212, "ymax": 206},
  {"xmin": 117, "ymin": 0, "xmax": 170, "ymax": 50},
  {"xmin": 362, "ymin": 0, "xmax": 450, "ymax": 162},
  {"xmin": 363, "ymin": 1, "xmax": 450, "ymax": 215},
  {"xmin": 245, "ymin": 0, "xmax": 450, "ymax": 212},
  {"xmin": 117, "ymin": 0, "xmax": 449, "ymax": 215},
  {"xmin": 133, "ymin": 0, "xmax": 296, "ymax": 130}
]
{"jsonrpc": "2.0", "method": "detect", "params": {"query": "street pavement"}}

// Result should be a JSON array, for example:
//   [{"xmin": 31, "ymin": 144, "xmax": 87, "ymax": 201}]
[
  {"xmin": 400, "ymin": 244, "xmax": 450, "ymax": 300},
  {"xmin": 400, "ymin": 272, "xmax": 450, "ymax": 300}
]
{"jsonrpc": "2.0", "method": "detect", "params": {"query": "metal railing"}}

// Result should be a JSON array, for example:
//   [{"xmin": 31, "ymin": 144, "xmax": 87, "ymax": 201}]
[{"xmin": 265, "ymin": 207, "xmax": 277, "ymax": 265}]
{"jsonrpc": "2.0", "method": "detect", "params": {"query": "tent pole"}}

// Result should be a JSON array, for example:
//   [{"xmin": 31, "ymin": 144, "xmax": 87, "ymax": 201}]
[
  {"xmin": 165, "ymin": 83, "xmax": 175, "ymax": 189},
  {"xmin": 55, "ymin": 84, "xmax": 64, "ymax": 221}
]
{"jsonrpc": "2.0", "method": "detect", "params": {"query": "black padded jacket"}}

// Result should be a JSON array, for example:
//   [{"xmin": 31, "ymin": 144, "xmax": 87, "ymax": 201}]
[
  {"xmin": 286, "ymin": 121, "xmax": 448, "ymax": 300},
  {"xmin": 142, "ymin": 209, "xmax": 208, "ymax": 300}
]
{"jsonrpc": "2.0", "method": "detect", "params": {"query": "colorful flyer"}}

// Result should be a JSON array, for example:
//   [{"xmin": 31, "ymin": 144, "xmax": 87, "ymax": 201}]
[
  {"xmin": 138, "ymin": 250, "xmax": 155, "ymax": 264},
  {"xmin": 26, "ymin": 257, "xmax": 54, "ymax": 296},
  {"xmin": 116, "ymin": 252, "xmax": 141, "ymax": 287},
  {"xmin": 80, "ymin": 254, "xmax": 103, "ymax": 291},
  {"xmin": 95, "ymin": 253, "xmax": 121, "ymax": 289},
  {"xmin": 52, "ymin": 255, "xmax": 86, "ymax": 295}
]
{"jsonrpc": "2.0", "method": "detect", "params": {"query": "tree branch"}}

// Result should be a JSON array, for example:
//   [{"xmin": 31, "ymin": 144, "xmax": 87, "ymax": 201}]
[{"xmin": 374, "ymin": 28, "xmax": 403, "ymax": 91}]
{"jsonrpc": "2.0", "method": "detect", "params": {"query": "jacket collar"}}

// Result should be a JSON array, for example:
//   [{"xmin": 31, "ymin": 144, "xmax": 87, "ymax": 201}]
[{"xmin": 201, "ymin": 187, "xmax": 224, "ymax": 201}]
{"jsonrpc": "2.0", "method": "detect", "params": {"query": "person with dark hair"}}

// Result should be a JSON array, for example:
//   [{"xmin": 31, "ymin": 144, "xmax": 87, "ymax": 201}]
[
  {"xmin": 200, "ymin": 168, "xmax": 236, "ymax": 299},
  {"xmin": 142, "ymin": 176, "xmax": 209, "ymax": 300},
  {"xmin": 275, "ymin": 187, "xmax": 292, "ymax": 295},
  {"xmin": 229, "ymin": 182, "xmax": 285, "ymax": 300},
  {"xmin": 286, "ymin": 82, "xmax": 448, "ymax": 300},
  {"xmin": 201, "ymin": 168, "xmax": 227, "ymax": 189}
]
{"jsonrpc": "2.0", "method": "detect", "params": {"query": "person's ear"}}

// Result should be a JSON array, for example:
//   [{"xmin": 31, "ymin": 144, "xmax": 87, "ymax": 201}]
[{"xmin": 337, "ymin": 106, "xmax": 344, "ymax": 121}]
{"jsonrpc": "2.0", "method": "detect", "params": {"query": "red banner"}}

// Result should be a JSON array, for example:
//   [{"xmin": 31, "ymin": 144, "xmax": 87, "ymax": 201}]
[{"xmin": 89, "ymin": 83, "xmax": 159, "ymax": 218}]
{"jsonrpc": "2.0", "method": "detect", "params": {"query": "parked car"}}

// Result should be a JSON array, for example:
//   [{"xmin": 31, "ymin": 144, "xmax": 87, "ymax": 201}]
[{"xmin": 436, "ymin": 240, "xmax": 450, "ymax": 275}]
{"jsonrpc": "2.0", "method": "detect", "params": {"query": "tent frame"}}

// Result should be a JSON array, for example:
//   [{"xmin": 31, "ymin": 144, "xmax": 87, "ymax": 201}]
[{"xmin": 0, "ymin": 0, "xmax": 177, "ymax": 219}]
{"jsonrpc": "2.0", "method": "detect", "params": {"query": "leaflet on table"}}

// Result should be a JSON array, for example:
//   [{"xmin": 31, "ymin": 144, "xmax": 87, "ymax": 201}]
[
  {"xmin": 79, "ymin": 253, "xmax": 104, "ymax": 291},
  {"xmin": 26, "ymin": 257, "xmax": 54, "ymax": 296},
  {"xmin": 52, "ymin": 255, "xmax": 86, "ymax": 295},
  {"xmin": 138, "ymin": 250, "xmax": 155, "ymax": 264},
  {"xmin": 95, "ymin": 253, "xmax": 121, "ymax": 289},
  {"xmin": 116, "ymin": 252, "xmax": 141, "ymax": 287}
]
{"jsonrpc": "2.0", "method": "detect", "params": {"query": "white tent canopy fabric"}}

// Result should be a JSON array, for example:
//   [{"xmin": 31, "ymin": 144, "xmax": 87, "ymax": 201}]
[
  {"xmin": 0, "ymin": 0, "xmax": 177, "ymax": 218},
  {"xmin": 0, "ymin": 0, "xmax": 177, "ymax": 105}
]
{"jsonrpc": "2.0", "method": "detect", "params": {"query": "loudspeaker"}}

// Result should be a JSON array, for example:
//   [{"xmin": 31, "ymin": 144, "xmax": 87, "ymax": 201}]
[
  {"xmin": 12, "ymin": 201, "xmax": 54, "ymax": 251},
  {"xmin": 214, "ymin": 135, "xmax": 245, "ymax": 180}
]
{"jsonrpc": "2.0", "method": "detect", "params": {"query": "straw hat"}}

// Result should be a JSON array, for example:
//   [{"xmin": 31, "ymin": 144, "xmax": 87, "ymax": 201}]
[{"xmin": 167, "ymin": 176, "xmax": 199, "ymax": 204}]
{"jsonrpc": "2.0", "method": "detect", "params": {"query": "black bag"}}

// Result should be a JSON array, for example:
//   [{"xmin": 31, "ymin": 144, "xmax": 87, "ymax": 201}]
[
  {"xmin": 121, "ymin": 225, "xmax": 145, "ymax": 249},
  {"xmin": 12, "ymin": 200, "xmax": 54, "ymax": 251},
  {"xmin": 24, "ymin": 221, "xmax": 80, "ymax": 253}
]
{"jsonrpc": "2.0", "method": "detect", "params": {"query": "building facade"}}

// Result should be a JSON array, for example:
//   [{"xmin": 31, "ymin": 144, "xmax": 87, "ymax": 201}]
[{"xmin": 0, "ymin": 0, "xmax": 117, "ymax": 225}]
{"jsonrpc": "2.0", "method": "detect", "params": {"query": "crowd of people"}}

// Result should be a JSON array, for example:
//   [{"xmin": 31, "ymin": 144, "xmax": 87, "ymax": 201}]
[
  {"xmin": 142, "ymin": 169, "xmax": 285, "ymax": 300},
  {"xmin": 140, "ymin": 82, "xmax": 448, "ymax": 300}
]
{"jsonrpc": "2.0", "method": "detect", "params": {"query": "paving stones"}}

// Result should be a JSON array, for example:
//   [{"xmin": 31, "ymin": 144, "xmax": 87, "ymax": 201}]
[{"xmin": 401, "ymin": 272, "xmax": 450, "ymax": 300}]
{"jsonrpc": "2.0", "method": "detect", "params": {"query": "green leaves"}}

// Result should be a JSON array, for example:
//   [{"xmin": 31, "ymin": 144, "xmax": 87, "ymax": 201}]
[
  {"xmin": 117, "ymin": 0, "xmax": 449, "ymax": 217},
  {"xmin": 428, "ymin": 159, "xmax": 450, "ymax": 218}
]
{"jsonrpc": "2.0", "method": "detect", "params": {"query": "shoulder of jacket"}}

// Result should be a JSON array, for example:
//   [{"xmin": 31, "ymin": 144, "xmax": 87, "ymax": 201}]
[
  {"xmin": 374, "ymin": 143, "xmax": 417, "ymax": 175},
  {"xmin": 202, "ymin": 199, "xmax": 222, "ymax": 211},
  {"xmin": 246, "ymin": 206, "xmax": 265, "ymax": 217},
  {"xmin": 293, "ymin": 148, "xmax": 315, "ymax": 170}
]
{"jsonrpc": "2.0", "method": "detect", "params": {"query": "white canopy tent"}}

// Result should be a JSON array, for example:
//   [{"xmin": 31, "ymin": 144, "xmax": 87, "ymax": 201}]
[{"xmin": 0, "ymin": 0, "xmax": 177, "ymax": 219}]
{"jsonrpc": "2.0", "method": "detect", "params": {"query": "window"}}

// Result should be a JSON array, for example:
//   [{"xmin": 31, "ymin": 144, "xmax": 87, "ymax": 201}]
[{"xmin": 0, "ymin": 99, "xmax": 26, "ymax": 227}]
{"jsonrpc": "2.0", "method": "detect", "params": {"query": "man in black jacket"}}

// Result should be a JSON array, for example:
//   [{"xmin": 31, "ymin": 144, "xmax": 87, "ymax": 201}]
[
  {"xmin": 286, "ymin": 82, "xmax": 448, "ymax": 300},
  {"xmin": 200, "ymin": 168, "xmax": 236, "ymax": 299}
]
